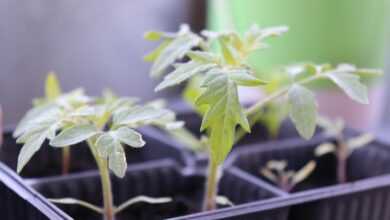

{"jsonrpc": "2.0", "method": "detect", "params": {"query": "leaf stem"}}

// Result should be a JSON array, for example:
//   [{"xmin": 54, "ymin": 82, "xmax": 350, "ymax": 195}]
[
  {"xmin": 49, "ymin": 198, "xmax": 103, "ymax": 214},
  {"xmin": 61, "ymin": 146, "xmax": 70, "ymax": 175},
  {"xmin": 87, "ymin": 139, "xmax": 115, "ymax": 220},
  {"xmin": 114, "ymin": 196, "xmax": 172, "ymax": 214},
  {"xmin": 202, "ymin": 159, "xmax": 220, "ymax": 211}
]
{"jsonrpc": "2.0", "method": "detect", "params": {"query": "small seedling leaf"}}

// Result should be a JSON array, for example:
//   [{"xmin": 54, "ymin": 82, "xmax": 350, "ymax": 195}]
[
  {"xmin": 315, "ymin": 142, "xmax": 336, "ymax": 157},
  {"xmin": 45, "ymin": 72, "xmax": 62, "ymax": 101},
  {"xmin": 292, "ymin": 161, "xmax": 316, "ymax": 185},
  {"xmin": 288, "ymin": 84, "xmax": 317, "ymax": 139},
  {"xmin": 228, "ymin": 69, "xmax": 268, "ymax": 86},
  {"xmin": 50, "ymin": 124, "xmax": 98, "ymax": 147},
  {"xmin": 347, "ymin": 133, "xmax": 374, "ymax": 152}
]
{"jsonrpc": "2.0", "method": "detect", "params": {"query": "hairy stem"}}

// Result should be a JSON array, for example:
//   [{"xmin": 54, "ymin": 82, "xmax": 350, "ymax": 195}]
[
  {"xmin": 88, "ymin": 140, "xmax": 115, "ymax": 220},
  {"xmin": 203, "ymin": 160, "xmax": 219, "ymax": 211},
  {"xmin": 61, "ymin": 147, "xmax": 70, "ymax": 175}
]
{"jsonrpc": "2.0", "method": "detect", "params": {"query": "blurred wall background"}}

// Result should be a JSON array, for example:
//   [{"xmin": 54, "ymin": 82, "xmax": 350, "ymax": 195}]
[{"xmin": 0, "ymin": 0, "xmax": 205, "ymax": 126}]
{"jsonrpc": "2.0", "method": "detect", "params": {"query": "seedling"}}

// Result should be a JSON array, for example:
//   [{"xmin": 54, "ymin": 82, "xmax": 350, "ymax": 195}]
[
  {"xmin": 145, "ymin": 24, "xmax": 380, "ymax": 211},
  {"xmin": 14, "ymin": 87, "xmax": 180, "ymax": 220},
  {"xmin": 315, "ymin": 116, "xmax": 375, "ymax": 183},
  {"xmin": 260, "ymin": 160, "xmax": 316, "ymax": 192}
]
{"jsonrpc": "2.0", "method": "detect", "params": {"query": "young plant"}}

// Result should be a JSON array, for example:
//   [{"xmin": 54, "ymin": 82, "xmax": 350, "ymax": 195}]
[
  {"xmin": 145, "ymin": 24, "xmax": 380, "ymax": 211},
  {"xmin": 260, "ymin": 160, "xmax": 316, "ymax": 192},
  {"xmin": 315, "ymin": 116, "xmax": 375, "ymax": 183},
  {"xmin": 14, "ymin": 88, "xmax": 179, "ymax": 220},
  {"xmin": 32, "ymin": 73, "xmax": 74, "ymax": 174}
]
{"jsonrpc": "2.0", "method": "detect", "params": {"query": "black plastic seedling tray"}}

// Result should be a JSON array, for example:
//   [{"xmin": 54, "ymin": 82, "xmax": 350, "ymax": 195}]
[
  {"xmin": 31, "ymin": 159, "xmax": 288, "ymax": 220},
  {"xmin": 0, "ymin": 127, "xmax": 193, "ymax": 179},
  {"xmin": 228, "ymin": 132, "xmax": 390, "ymax": 220},
  {"xmin": 0, "ymin": 162, "xmax": 70, "ymax": 220}
]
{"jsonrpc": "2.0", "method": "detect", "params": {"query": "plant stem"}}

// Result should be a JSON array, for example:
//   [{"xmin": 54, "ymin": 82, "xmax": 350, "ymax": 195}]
[
  {"xmin": 336, "ymin": 135, "xmax": 348, "ymax": 183},
  {"xmin": 61, "ymin": 147, "xmax": 70, "ymax": 175},
  {"xmin": 88, "ymin": 140, "xmax": 115, "ymax": 220},
  {"xmin": 203, "ymin": 159, "xmax": 219, "ymax": 211}
]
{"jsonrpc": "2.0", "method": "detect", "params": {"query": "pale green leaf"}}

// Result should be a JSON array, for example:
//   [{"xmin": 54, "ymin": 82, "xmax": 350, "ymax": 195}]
[
  {"xmin": 17, "ymin": 129, "xmax": 48, "ymax": 173},
  {"xmin": 144, "ymin": 31, "xmax": 163, "ymax": 41},
  {"xmin": 155, "ymin": 61, "xmax": 216, "ymax": 91},
  {"xmin": 326, "ymin": 72, "xmax": 368, "ymax": 104},
  {"xmin": 113, "ymin": 127, "xmax": 145, "ymax": 148},
  {"xmin": 45, "ymin": 72, "xmax": 62, "ymax": 100},
  {"xmin": 114, "ymin": 106, "xmax": 170, "ymax": 126},
  {"xmin": 292, "ymin": 161, "xmax": 316, "ymax": 185},
  {"xmin": 95, "ymin": 133, "xmax": 117, "ymax": 158},
  {"xmin": 50, "ymin": 124, "xmax": 98, "ymax": 147},
  {"xmin": 144, "ymin": 40, "xmax": 171, "ymax": 62},
  {"xmin": 288, "ymin": 84, "xmax": 317, "ymax": 139},
  {"xmin": 315, "ymin": 142, "xmax": 336, "ymax": 156},
  {"xmin": 150, "ymin": 33, "xmax": 200, "ymax": 77},
  {"xmin": 219, "ymin": 36, "xmax": 240, "ymax": 65},
  {"xmin": 187, "ymin": 51, "xmax": 220, "ymax": 64},
  {"xmin": 227, "ymin": 69, "xmax": 268, "ymax": 86},
  {"xmin": 109, "ymin": 145, "xmax": 127, "ymax": 178},
  {"xmin": 196, "ymin": 72, "xmax": 249, "ymax": 164}
]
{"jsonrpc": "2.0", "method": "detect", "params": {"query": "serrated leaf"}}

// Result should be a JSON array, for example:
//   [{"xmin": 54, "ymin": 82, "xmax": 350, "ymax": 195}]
[
  {"xmin": 315, "ymin": 142, "xmax": 336, "ymax": 156},
  {"xmin": 45, "ymin": 72, "xmax": 62, "ymax": 101},
  {"xmin": 17, "ymin": 129, "xmax": 48, "ymax": 173},
  {"xmin": 155, "ymin": 61, "xmax": 216, "ymax": 91},
  {"xmin": 108, "ymin": 144, "xmax": 127, "ymax": 178},
  {"xmin": 150, "ymin": 33, "xmax": 200, "ymax": 77},
  {"xmin": 196, "ymin": 72, "xmax": 249, "ymax": 164},
  {"xmin": 113, "ymin": 127, "xmax": 145, "ymax": 148},
  {"xmin": 292, "ymin": 161, "xmax": 316, "ymax": 185},
  {"xmin": 288, "ymin": 84, "xmax": 317, "ymax": 140},
  {"xmin": 50, "ymin": 124, "xmax": 98, "ymax": 147},
  {"xmin": 227, "ymin": 69, "xmax": 268, "ymax": 86},
  {"xmin": 326, "ymin": 72, "xmax": 368, "ymax": 104}
]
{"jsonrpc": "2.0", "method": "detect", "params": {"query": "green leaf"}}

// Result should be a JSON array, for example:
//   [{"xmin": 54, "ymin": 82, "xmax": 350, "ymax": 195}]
[
  {"xmin": 45, "ymin": 72, "xmax": 62, "ymax": 100},
  {"xmin": 288, "ymin": 84, "xmax": 317, "ymax": 139},
  {"xmin": 326, "ymin": 72, "xmax": 368, "ymax": 104},
  {"xmin": 219, "ymin": 36, "xmax": 240, "ymax": 66},
  {"xmin": 155, "ymin": 61, "xmax": 216, "ymax": 91},
  {"xmin": 113, "ymin": 127, "xmax": 145, "ymax": 148},
  {"xmin": 150, "ymin": 33, "xmax": 200, "ymax": 77},
  {"xmin": 144, "ymin": 40, "xmax": 171, "ymax": 62},
  {"xmin": 144, "ymin": 31, "xmax": 163, "ymax": 41},
  {"xmin": 196, "ymin": 72, "xmax": 249, "ymax": 164},
  {"xmin": 17, "ymin": 128, "xmax": 48, "ymax": 173},
  {"xmin": 95, "ymin": 133, "xmax": 117, "ymax": 158},
  {"xmin": 187, "ymin": 51, "xmax": 220, "ymax": 64},
  {"xmin": 108, "ymin": 144, "xmax": 127, "ymax": 178},
  {"xmin": 50, "ymin": 124, "xmax": 98, "ymax": 147},
  {"xmin": 227, "ymin": 69, "xmax": 268, "ymax": 86},
  {"xmin": 114, "ymin": 106, "xmax": 170, "ymax": 126}
]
